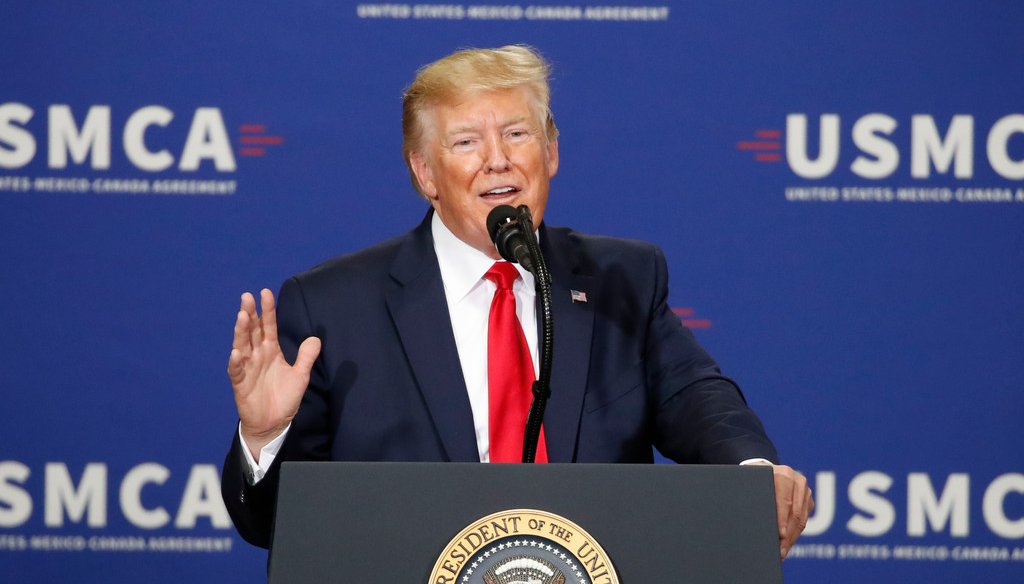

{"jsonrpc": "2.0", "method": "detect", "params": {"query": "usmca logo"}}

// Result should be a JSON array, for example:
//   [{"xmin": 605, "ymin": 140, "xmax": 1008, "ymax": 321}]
[
  {"xmin": 738, "ymin": 114, "xmax": 1024, "ymax": 205},
  {"xmin": 0, "ymin": 102, "xmax": 283, "ymax": 195}
]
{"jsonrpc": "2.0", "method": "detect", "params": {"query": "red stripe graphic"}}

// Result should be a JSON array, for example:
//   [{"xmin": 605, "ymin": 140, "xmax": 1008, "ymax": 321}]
[
  {"xmin": 739, "ymin": 128, "xmax": 783, "ymax": 164},
  {"xmin": 672, "ymin": 307, "xmax": 712, "ymax": 329},
  {"xmin": 240, "ymin": 136, "xmax": 284, "ymax": 145},
  {"xmin": 737, "ymin": 141, "xmax": 781, "ymax": 151},
  {"xmin": 238, "ymin": 123, "xmax": 282, "ymax": 159}
]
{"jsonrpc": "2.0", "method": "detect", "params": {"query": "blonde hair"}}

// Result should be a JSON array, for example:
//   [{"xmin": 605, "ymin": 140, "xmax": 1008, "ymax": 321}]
[{"xmin": 402, "ymin": 45, "xmax": 559, "ymax": 195}]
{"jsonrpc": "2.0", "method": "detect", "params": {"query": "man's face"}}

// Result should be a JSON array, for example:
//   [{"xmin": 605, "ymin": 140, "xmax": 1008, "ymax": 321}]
[{"xmin": 410, "ymin": 86, "xmax": 559, "ymax": 258}]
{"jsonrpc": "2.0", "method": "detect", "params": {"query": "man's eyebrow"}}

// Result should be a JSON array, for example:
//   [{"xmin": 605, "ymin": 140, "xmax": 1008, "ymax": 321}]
[
  {"xmin": 500, "ymin": 115, "xmax": 528, "ymax": 126},
  {"xmin": 445, "ymin": 116, "xmax": 531, "ymax": 137},
  {"xmin": 446, "ymin": 125, "xmax": 480, "ymax": 137}
]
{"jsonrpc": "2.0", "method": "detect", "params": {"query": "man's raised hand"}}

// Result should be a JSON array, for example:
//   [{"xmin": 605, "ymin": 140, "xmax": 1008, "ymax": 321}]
[{"xmin": 227, "ymin": 289, "xmax": 321, "ymax": 461}]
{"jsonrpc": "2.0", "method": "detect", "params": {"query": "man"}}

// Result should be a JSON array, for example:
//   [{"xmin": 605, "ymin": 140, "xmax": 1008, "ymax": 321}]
[{"xmin": 223, "ymin": 45, "xmax": 812, "ymax": 557}]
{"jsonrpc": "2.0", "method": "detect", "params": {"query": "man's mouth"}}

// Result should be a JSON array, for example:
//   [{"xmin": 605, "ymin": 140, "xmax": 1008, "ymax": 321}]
[{"xmin": 480, "ymin": 186, "xmax": 520, "ymax": 198}]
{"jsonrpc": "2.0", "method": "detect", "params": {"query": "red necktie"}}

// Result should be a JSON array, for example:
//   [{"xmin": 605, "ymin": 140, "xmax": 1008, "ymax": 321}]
[{"xmin": 485, "ymin": 262, "xmax": 548, "ymax": 463}]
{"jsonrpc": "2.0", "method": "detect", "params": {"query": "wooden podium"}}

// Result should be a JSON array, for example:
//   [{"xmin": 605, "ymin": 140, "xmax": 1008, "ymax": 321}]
[{"xmin": 268, "ymin": 462, "xmax": 783, "ymax": 583}]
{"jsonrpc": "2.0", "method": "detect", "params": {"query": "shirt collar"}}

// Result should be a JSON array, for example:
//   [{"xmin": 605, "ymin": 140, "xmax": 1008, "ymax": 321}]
[{"xmin": 431, "ymin": 211, "xmax": 536, "ymax": 303}]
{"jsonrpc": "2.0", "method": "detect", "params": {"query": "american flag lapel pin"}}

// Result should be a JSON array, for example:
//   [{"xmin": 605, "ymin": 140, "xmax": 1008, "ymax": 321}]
[{"xmin": 570, "ymin": 289, "xmax": 588, "ymax": 303}]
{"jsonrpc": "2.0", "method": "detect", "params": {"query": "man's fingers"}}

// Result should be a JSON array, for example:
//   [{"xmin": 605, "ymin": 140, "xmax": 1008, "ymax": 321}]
[
  {"xmin": 227, "ymin": 348, "xmax": 246, "ymax": 386},
  {"xmin": 775, "ymin": 478, "xmax": 792, "ymax": 540},
  {"xmin": 783, "ymin": 498, "xmax": 805, "ymax": 557},
  {"xmin": 784, "ymin": 487, "xmax": 811, "ymax": 551},
  {"xmin": 800, "ymin": 487, "xmax": 814, "ymax": 531},
  {"xmin": 240, "ymin": 291, "xmax": 256, "ymax": 316},
  {"xmin": 246, "ymin": 297, "xmax": 264, "ymax": 349},
  {"xmin": 238, "ymin": 291, "xmax": 262, "ymax": 344},
  {"xmin": 233, "ymin": 309, "xmax": 252, "ymax": 353},
  {"xmin": 260, "ymin": 288, "xmax": 279, "ymax": 345},
  {"xmin": 789, "ymin": 471, "xmax": 808, "ymax": 524},
  {"xmin": 293, "ymin": 336, "xmax": 322, "ymax": 378},
  {"xmin": 772, "ymin": 465, "xmax": 814, "ymax": 560},
  {"xmin": 785, "ymin": 510, "xmax": 802, "ymax": 546}
]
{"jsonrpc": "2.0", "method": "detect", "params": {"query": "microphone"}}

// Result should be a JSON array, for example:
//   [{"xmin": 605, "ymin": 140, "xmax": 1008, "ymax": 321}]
[
  {"xmin": 485, "ymin": 203, "xmax": 553, "ymax": 463},
  {"xmin": 486, "ymin": 205, "xmax": 535, "ymax": 273}
]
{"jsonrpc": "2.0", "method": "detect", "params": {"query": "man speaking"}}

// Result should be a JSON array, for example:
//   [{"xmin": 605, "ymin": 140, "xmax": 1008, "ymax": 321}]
[{"xmin": 222, "ymin": 45, "xmax": 812, "ymax": 558}]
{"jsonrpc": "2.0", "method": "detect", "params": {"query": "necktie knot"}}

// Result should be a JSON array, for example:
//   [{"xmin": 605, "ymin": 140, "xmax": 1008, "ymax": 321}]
[{"xmin": 485, "ymin": 261, "xmax": 520, "ymax": 291}]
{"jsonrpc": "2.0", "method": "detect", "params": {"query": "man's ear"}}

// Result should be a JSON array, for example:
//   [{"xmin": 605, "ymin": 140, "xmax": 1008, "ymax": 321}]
[
  {"xmin": 545, "ymin": 138, "xmax": 559, "ymax": 179},
  {"xmin": 409, "ymin": 151, "xmax": 437, "ymax": 200}
]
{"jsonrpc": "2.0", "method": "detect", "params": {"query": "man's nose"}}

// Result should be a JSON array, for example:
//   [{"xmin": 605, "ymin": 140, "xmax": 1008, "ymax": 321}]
[{"xmin": 483, "ymin": 133, "xmax": 511, "ymax": 172}]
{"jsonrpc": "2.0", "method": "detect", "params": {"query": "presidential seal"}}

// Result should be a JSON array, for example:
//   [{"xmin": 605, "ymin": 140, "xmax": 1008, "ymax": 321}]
[{"xmin": 429, "ymin": 509, "xmax": 619, "ymax": 584}]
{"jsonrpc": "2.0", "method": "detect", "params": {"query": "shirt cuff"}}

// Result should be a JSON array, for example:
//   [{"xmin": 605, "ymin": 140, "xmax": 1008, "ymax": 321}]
[
  {"xmin": 739, "ymin": 458, "xmax": 775, "ymax": 466},
  {"xmin": 238, "ymin": 422, "xmax": 290, "ymax": 485}
]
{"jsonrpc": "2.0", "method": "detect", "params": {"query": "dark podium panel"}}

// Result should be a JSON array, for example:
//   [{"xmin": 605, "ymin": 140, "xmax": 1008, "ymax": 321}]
[{"xmin": 269, "ymin": 462, "xmax": 782, "ymax": 583}]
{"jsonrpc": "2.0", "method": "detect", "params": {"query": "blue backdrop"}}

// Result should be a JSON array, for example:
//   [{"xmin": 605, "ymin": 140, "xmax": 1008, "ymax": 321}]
[{"xmin": 2, "ymin": 2, "xmax": 1022, "ymax": 582}]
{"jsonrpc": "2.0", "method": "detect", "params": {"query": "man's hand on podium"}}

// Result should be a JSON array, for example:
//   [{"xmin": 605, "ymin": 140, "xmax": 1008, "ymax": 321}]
[{"xmin": 771, "ymin": 464, "xmax": 813, "ymax": 560}]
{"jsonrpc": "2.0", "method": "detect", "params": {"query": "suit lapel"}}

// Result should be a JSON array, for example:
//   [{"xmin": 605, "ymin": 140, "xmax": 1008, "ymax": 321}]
[
  {"xmin": 385, "ymin": 214, "xmax": 480, "ymax": 462},
  {"xmin": 539, "ymin": 225, "xmax": 595, "ymax": 463}
]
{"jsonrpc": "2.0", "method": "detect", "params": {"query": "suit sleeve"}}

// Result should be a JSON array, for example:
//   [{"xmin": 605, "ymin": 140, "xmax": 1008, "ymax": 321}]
[
  {"xmin": 221, "ymin": 276, "xmax": 333, "ymax": 549},
  {"xmin": 644, "ymin": 246, "xmax": 780, "ymax": 464}
]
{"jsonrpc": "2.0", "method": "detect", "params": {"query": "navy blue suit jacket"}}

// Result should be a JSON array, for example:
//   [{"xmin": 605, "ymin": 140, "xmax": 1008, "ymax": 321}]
[{"xmin": 222, "ymin": 212, "xmax": 778, "ymax": 547}]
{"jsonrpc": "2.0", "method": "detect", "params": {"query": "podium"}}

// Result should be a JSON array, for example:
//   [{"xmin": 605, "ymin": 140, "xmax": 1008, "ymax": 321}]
[{"xmin": 269, "ymin": 462, "xmax": 783, "ymax": 583}]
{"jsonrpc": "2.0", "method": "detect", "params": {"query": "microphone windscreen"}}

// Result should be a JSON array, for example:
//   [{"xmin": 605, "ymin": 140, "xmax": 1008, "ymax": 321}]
[{"xmin": 486, "ymin": 205, "xmax": 518, "ymax": 243}]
